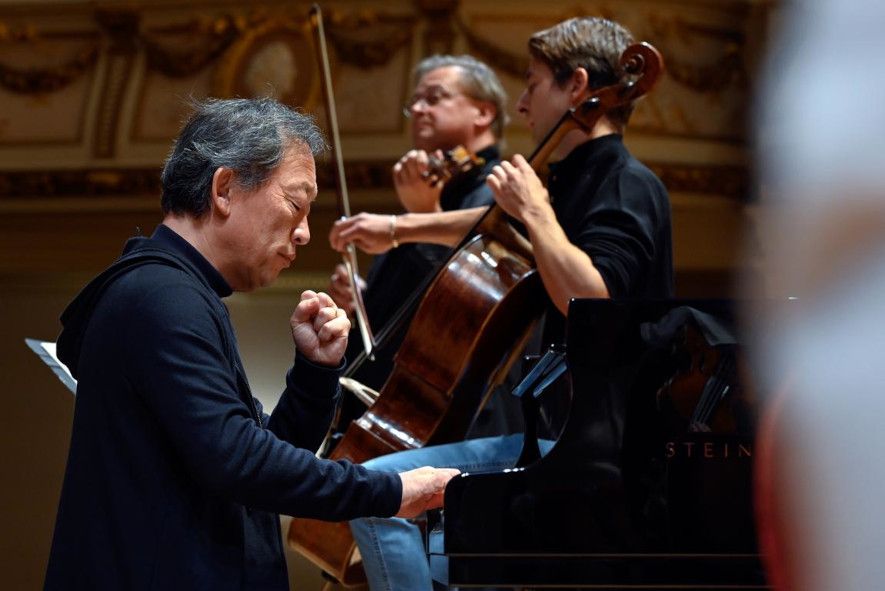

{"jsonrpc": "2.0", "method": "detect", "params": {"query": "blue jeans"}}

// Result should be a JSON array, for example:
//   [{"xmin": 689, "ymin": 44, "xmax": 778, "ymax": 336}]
[{"xmin": 350, "ymin": 434, "xmax": 554, "ymax": 591}]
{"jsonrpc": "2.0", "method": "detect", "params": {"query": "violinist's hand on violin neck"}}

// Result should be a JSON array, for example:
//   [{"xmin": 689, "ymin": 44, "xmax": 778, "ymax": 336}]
[
  {"xmin": 396, "ymin": 466, "xmax": 461, "ymax": 518},
  {"xmin": 329, "ymin": 213, "xmax": 397, "ymax": 255},
  {"xmin": 394, "ymin": 149, "xmax": 442, "ymax": 213}
]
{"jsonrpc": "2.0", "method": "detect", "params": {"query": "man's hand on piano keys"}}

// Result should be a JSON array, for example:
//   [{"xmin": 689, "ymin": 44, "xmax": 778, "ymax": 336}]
[{"xmin": 396, "ymin": 466, "xmax": 461, "ymax": 518}]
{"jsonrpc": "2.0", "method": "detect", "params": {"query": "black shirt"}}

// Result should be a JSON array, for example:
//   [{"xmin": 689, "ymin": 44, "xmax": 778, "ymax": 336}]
[
  {"xmin": 535, "ymin": 134, "xmax": 673, "ymax": 440},
  {"xmin": 47, "ymin": 225, "xmax": 401, "ymax": 590},
  {"xmin": 543, "ymin": 133, "xmax": 673, "ymax": 345}
]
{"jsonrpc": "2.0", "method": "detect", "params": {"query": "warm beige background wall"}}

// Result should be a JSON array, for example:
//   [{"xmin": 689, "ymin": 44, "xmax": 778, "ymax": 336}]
[{"xmin": 0, "ymin": 0, "xmax": 776, "ymax": 588}]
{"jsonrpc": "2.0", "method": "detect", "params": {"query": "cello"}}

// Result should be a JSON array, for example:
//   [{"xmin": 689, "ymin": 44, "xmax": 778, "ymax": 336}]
[{"xmin": 289, "ymin": 10, "xmax": 665, "ymax": 582}]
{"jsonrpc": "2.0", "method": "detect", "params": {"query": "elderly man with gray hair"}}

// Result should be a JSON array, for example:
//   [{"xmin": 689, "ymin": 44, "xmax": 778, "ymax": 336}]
[{"xmin": 44, "ymin": 97, "xmax": 458, "ymax": 591}]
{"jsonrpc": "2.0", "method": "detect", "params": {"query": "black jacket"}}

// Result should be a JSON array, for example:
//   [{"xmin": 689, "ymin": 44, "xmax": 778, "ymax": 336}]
[{"xmin": 45, "ymin": 225, "xmax": 401, "ymax": 590}]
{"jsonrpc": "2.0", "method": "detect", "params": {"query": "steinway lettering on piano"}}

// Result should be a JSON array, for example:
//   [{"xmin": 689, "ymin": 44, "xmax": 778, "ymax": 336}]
[{"xmin": 665, "ymin": 440, "xmax": 753, "ymax": 459}]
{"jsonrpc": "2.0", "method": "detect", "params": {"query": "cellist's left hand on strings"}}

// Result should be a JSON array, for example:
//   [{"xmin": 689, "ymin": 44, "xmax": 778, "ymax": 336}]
[
  {"xmin": 329, "ymin": 213, "xmax": 398, "ymax": 254},
  {"xmin": 290, "ymin": 290, "xmax": 350, "ymax": 366},
  {"xmin": 487, "ymin": 154, "xmax": 551, "ymax": 224}
]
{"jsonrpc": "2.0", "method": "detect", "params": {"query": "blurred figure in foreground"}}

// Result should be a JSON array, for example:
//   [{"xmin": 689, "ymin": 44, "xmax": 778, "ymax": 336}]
[{"xmin": 751, "ymin": 1, "xmax": 885, "ymax": 589}]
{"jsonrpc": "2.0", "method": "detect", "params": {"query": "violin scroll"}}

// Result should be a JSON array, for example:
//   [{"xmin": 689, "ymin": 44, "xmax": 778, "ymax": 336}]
[{"xmin": 422, "ymin": 145, "xmax": 485, "ymax": 187}]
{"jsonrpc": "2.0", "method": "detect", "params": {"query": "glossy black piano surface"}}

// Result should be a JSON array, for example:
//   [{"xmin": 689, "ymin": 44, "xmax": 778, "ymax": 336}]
[{"xmin": 439, "ymin": 299, "xmax": 769, "ymax": 589}]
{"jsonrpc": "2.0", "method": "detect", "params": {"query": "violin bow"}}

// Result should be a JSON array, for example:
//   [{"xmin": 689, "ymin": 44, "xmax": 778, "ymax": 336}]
[{"xmin": 310, "ymin": 3, "xmax": 376, "ymax": 360}]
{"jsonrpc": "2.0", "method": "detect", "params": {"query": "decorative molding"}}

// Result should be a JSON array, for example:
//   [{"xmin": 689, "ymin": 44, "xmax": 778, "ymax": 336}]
[
  {"xmin": 457, "ymin": 11, "xmax": 749, "ymax": 95},
  {"xmin": 0, "ymin": 4, "xmax": 754, "ymax": 99},
  {"xmin": 143, "ymin": 15, "xmax": 243, "ymax": 78},
  {"xmin": 456, "ymin": 17, "xmax": 527, "ymax": 78},
  {"xmin": 213, "ymin": 15, "xmax": 320, "ymax": 112},
  {"xmin": 215, "ymin": 10, "xmax": 412, "ymax": 98},
  {"xmin": 142, "ymin": 8, "xmax": 416, "ymax": 95},
  {"xmin": 0, "ymin": 169, "xmax": 161, "ymax": 198},
  {"xmin": 0, "ymin": 41, "xmax": 99, "ymax": 94},
  {"xmin": 326, "ymin": 10, "xmax": 416, "ymax": 68},
  {"xmin": 648, "ymin": 161, "xmax": 748, "ymax": 200},
  {"xmin": 0, "ymin": 162, "xmax": 394, "ymax": 199},
  {"xmin": 646, "ymin": 15, "xmax": 748, "ymax": 95},
  {"xmin": 414, "ymin": 0, "xmax": 459, "ymax": 55},
  {"xmin": 93, "ymin": 9, "xmax": 140, "ymax": 158},
  {"xmin": 0, "ymin": 160, "xmax": 750, "ymax": 201},
  {"xmin": 666, "ymin": 48, "xmax": 745, "ymax": 94}
]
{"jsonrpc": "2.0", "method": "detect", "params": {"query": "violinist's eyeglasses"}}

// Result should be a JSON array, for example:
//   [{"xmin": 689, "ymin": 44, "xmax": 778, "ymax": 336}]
[{"xmin": 402, "ymin": 88, "xmax": 462, "ymax": 118}]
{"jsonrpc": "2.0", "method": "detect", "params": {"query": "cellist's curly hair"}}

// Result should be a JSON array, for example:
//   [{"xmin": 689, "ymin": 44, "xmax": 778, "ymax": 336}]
[{"xmin": 529, "ymin": 17, "xmax": 636, "ymax": 126}]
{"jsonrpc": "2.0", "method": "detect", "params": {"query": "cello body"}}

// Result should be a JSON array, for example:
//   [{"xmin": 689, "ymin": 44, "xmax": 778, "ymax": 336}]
[{"xmin": 288, "ymin": 208, "xmax": 545, "ymax": 585}]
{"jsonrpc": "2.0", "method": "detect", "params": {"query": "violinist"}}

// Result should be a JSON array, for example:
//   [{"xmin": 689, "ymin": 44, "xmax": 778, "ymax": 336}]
[
  {"xmin": 327, "ymin": 55, "xmax": 512, "ymax": 423},
  {"xmin": 333, "ymin": 17, "xmax": 674, "ymax": 591}
]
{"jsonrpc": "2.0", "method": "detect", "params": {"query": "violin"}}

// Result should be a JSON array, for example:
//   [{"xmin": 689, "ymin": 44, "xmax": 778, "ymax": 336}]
[{"xmin": 422, "ymin": 145, "xmax": 485, "ymax": 187}]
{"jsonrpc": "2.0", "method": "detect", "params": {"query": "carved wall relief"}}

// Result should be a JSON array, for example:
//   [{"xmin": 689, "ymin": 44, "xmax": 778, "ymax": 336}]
[
  {"xmin": 213, "ymin": 16, "xmax": 318, "ymax": 109},
  {"xmin": 0, "ymin": 21, "xmax": 98, "ymax": 145},
  {"xmin": 458, "ymin": 2, "xmax": 755, "ymax": 144},
  {"xmin": 0, "ymin": 0, "xmax": 774, "ymax": 203}
]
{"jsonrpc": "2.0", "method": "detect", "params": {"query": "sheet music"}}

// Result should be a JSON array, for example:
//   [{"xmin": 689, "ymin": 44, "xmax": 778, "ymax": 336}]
[{"xmin": 25, "ymin": 338, "xmax": 77, "ymax": 394}]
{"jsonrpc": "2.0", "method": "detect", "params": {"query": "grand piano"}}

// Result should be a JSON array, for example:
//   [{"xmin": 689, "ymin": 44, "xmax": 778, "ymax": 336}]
[{"xmin": 436, "ymin": 298, "xmax": 769, "ymax": 589}]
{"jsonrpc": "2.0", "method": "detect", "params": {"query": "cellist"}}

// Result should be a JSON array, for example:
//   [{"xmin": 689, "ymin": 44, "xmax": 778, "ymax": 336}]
[{"xmin": 330, "ymin": 17, "xmax": 674, "ymax": 590}]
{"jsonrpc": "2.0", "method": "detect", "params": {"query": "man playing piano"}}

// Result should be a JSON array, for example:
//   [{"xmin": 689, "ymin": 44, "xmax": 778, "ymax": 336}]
[
  {"xmin": 330, "ymin": 17, "xmax": 674, "ymax": 590},
  {"xmin": 43, "ymin": 98, "xmax": 459, "ymax": 591}
]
